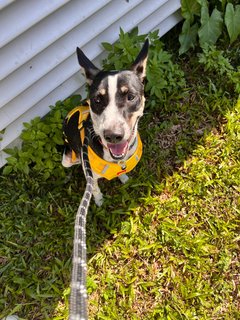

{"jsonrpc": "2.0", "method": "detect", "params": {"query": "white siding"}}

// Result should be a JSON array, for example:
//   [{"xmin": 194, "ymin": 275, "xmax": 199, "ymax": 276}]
[{"xmin": 0, "ymin": 0, "xmax": 182, "ymax": 167}]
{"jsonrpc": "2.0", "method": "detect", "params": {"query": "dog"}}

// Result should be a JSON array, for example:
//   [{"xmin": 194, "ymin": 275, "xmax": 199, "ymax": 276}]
[{"xmin": 62, "ymin": 39, "xmax": 149, "ymax": 206}]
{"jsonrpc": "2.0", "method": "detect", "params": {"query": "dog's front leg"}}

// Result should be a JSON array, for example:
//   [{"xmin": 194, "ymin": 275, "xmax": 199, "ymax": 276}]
[{"xmin": 92, "ymin": 174, "xmax": 103, "ymax": 207}]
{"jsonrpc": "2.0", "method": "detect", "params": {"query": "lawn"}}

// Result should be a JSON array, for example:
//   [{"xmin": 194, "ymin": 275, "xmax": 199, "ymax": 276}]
[{"xmin": 0, "ymin": 24, "xmax": 240, "ymax": 319}]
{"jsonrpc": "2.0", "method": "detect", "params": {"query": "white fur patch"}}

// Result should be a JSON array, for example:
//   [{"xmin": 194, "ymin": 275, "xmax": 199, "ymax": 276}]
[{"xmin": 102, "ymin": 75, "xmax": 130, "ymax": 146}]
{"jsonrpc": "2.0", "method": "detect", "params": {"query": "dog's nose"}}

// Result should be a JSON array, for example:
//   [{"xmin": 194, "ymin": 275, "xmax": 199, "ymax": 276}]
[{"xmin": 103, "ymin": 129, "xmax": 124, "ymax": 143}]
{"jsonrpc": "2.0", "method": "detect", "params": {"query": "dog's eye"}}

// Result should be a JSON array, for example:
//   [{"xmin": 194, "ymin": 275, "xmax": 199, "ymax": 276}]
[
  {"xmin": 127, "ymin": 93, "xmax": 135, "ymax": 101},
  {"xmin": 93, "ymin": 95, "xmax": 102, "ymax": 104}
]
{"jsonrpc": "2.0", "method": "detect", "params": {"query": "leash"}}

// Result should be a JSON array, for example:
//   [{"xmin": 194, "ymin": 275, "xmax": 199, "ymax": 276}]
[
  {"xmin": 69, "ymin": 123, "xmax": 93, "ymax": 320},
  {"xmin": 66, "ymin": 108, "xmax": 142, "ymax": 319}
]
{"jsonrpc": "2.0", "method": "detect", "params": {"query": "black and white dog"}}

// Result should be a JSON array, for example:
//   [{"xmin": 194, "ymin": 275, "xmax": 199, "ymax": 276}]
[{"xmin": 62, "ymin": 40, "xmax": 149, "ymax": 206}]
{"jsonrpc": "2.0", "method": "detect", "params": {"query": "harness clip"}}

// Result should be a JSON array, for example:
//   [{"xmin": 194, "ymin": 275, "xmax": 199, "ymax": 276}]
[{"xmin": 118, "ymin": 160, "xmax": 127, "ymax": 170}]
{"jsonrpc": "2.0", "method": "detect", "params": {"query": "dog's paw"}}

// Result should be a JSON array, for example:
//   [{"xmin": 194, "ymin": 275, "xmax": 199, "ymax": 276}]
[
  {"xmin": 118, "ymin": 174, "xmax": 129, "ymax": 184},
  {"xmin": 94, "ymin": 193, "xmax": 103, "ymax": 207},
  {"xmin": 61, "ymin": 153, "xmax": 81, "ymax": 168}
]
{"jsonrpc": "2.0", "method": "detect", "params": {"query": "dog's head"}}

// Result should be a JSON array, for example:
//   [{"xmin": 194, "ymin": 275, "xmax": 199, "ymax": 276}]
[{"xmin": 76, "ymin": 40, "xmax": 149, "ymax": 160}]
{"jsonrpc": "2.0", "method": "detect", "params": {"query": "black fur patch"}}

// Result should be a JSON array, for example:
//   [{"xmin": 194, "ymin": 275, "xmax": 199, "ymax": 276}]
[
  {"xmin": 84, "ymin": 118, "xmax": 104, "ymax": 159},
  {"xmin": 63, "ymin": 111, "xmax": 82, "ymax": 155},
  {"xmin": 89, "ymin": 71, "xmax": 117, "ymax": 115},
  {"xmin": 116, "ymin": 72, "xmax": 143, "ymax": 113}
]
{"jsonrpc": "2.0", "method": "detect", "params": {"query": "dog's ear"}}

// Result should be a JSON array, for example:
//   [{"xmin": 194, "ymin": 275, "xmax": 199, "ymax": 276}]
[
  {"xmin": 131, "ymin": 39, "xmax": 149, "ymax": 82},
  {"xmin": 76, "ymin": 47, "xmax": 100, "ymax": 85}
]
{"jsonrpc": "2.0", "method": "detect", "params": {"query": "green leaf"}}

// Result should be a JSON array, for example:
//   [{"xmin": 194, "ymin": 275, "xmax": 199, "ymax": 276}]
[
  {"xmin": 181, "ymin": 0, "xmax": 201, "ymax": 22},
  {"xmin": 21, "ymin": 131, "xmax": 34, "ymax": 141},
  {"xmin": 4, "ymin": 147, "xmax": 18, "ymax": 156},
  {"xmin": 179, "ymin": 20, "xmax": 199, "ymax": 55},
  {"xmin": 6, "ymin": 156, "xmax": 17, "ymax": 165},
  {"xmin": 225, "ymin": 3, "xmax": 240, "ymax": 44},
  {"xmin": 128, "ymin": 26, "xmax": 139, "ymax": 38},
  {"xmin": 200, "ymin": 4, "xmax": 209, "ymax": 26},
  {"xmin": 198, "ymin": 8, "xmax": 223, "ymax": 48},
  {"xmin": 196, "ymin": 0, "xmax": 208, "ymax": 7},
  {"xmin": 36, "ymin": 131, "xmax": 47, "ymax": 140},
  {"xmin": 102, "ymin": 42, "xmax": 113, "ymax": 51},
  {"xmin": 19, "ymin": 163, "xmax": 30, "ymax": 175},
  {"xmin": 3, "ymin": 165, "xmax": 13, "ymax": 175}
]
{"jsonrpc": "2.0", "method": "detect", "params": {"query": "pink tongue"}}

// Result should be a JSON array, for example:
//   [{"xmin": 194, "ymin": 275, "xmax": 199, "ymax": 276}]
[{"xmin": 107, "ymin": 141, "xmax": 128, "ymax": 156}]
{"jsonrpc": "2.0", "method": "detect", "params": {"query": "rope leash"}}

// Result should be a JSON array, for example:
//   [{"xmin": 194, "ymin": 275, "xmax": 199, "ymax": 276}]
[
  {"xmin": 67, "ymin": 112, "xmax": 142, "ymax": 319},
  {"xmin": 69, "ymin": 125, "xmax": 93, "ymax": 320}
]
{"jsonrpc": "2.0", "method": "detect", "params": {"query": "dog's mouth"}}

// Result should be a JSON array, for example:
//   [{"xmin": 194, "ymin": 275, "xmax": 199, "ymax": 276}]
[{"xmin": 107, "ymin": 141, "xmax": 129, "ymax": 160}]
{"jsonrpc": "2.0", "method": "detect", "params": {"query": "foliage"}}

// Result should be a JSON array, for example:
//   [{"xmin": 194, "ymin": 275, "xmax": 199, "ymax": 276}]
[
  {"xmin": 179, "ymin": 0, "xmax": 240, "ymax": 54},
  {"xmin": 3, "ymin": 95, "xmax": 81, "ymax": 181},
  {"xmin": 1, "ymin": 27, "xmax": 240, "ymax": 319},
  {"xmin": 198, "ymin": 45, "xmax": 240, "ymax": 94}
]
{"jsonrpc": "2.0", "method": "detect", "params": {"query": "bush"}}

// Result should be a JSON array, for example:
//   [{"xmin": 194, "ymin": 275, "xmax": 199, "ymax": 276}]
[{"xmin": 3, "ymin": 95, "xmax": 82, "ymax": 181}]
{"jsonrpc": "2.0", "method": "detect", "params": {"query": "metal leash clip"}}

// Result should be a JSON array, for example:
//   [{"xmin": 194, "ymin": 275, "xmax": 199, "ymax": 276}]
[{"xmin": 118, "ymin": 160, "xmax": 127, "ymax": 170}]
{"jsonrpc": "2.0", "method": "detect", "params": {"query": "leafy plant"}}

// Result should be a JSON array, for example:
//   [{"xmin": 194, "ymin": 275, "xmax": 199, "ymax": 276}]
[
  {"xmin": 3, "ymin": 95, "xmax": 82, "ymax": 180},
  {"xmin": 102, "ymin": 27, "xmax": 186, "ymax": 109},
  {"xmin": 179, "ymin": 0, "xmax": 240, "ymax": 54},
  {"xmin": 102, "ymin": 27, "xmax": 146, "ymax": 70},
  {"xmin": 198, "ymin": 45, "xmax": 240, "ymax": 94}
]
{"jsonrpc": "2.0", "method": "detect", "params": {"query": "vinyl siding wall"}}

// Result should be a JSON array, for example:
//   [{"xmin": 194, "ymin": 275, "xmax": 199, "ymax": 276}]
[{"xmin": 0, "ymin": 0, "xmax": 182, "ymax": 167}]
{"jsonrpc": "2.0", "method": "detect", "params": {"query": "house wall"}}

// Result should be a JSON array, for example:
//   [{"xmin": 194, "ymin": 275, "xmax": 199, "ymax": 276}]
[{"xmin": 0, "ymin": 0, "xmax": 182, "ymax": 167}]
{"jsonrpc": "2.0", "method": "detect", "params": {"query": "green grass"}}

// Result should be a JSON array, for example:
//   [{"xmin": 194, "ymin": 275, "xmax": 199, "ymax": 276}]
[{"xmin": 0, "ymin": 28, "xmax": 240, "ymax": 319}]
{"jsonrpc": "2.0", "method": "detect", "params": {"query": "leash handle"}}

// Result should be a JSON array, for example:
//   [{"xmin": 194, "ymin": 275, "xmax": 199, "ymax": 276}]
[{"xmin": 69, "ymin": 125, "xmax": 93, "ymax": 320}]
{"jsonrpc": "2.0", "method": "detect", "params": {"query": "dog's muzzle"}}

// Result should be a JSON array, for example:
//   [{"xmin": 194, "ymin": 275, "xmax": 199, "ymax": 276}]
[
  {"xmin": 102, "ymin": 117, "xmax": 140, "ymax": 160},
  {"xmin": 107, "ymin": 140, "xmax": 129, "ymax": 160}
]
